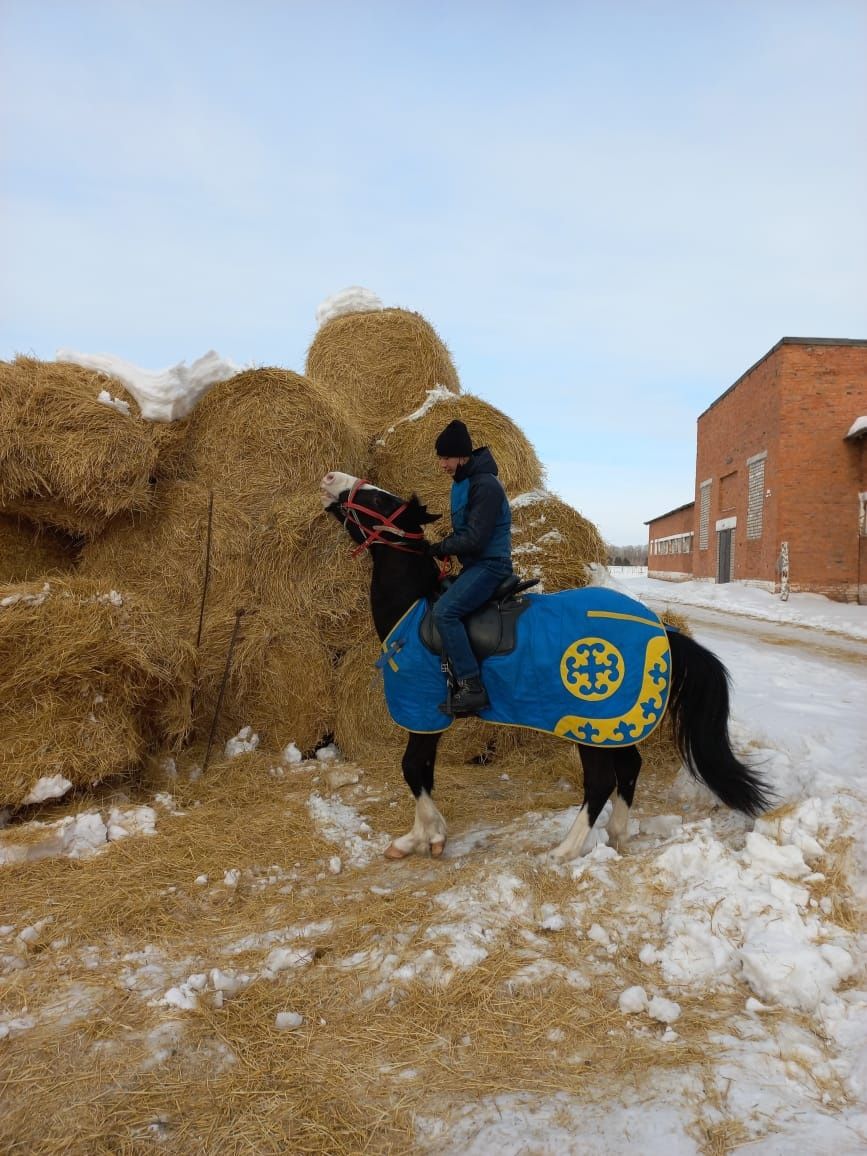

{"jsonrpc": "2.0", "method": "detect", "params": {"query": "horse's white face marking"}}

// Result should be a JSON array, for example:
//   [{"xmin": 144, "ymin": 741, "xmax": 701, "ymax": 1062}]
[{"xmin": 320, "ymin": 472, "xmax": 389, "ymax": 509}]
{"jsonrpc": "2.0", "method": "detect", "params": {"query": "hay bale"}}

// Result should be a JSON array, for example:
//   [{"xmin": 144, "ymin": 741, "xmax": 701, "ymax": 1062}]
[
  {"xmin": 306, "ymin": 308, "xmax": 460, "ymax": 441},
  {"xmin": 192, "ymin": 605, "xmax": 334, "ymax": 754},
  {"xmin": 332, "ymin": 635, "xmax": 405, "ymax": 760},
  {"xmin": 510, "ymin": 489, "xmax": 608, "ymax": 591},
  {"xmin": 178, "ymin": 368, "xmax": 368, "ymax": 520},
  {"xmin": 370, "ymin": 393, "xmax": 544, "ymax": 513},
  {"xmin": 249, "ymin": 493, "xmax": 370, "ymax": 654},
  {"xmin": 0, "ymin": 513, "xmax": 79, "ymax": 582},
  {"xmin": 78, "ymin": 480, "xmax": 252, "ymax": 641},
  {"xmin": 0, "ymin": 357, "xmax": 182, "ymax": 535},
  {"xmin": 0, "ymin": 577, "xmax": 195, "ymax": 807}
]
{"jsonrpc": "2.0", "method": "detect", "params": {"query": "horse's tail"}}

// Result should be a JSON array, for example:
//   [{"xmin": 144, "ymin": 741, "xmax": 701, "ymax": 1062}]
[{"xmin": 665, "ymin": 629, "xmax": 773, "ymax": 816}]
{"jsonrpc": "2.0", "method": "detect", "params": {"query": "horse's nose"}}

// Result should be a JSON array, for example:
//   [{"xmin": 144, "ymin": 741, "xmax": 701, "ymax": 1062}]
[{"xmin": 323, "ymin": 473, "xmax": 335, "ymax": 485}]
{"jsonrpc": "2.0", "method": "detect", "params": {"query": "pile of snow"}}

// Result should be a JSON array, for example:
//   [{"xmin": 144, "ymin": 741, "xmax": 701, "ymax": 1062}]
[
  {"xmin": 618, "ymin": 573, "xmax": 867, "ymax": 641},
  {"xmin": 315, "ymin": 286, "xmax": 383, "ymax": 326},
  {"xmin": 56, "ymin": 348, "xmax": 242, "ymax": 421}
]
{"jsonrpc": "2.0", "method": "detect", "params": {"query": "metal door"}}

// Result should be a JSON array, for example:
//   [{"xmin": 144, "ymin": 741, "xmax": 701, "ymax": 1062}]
[{"xmin": 717, "ymin": 528, "xmax": 733, "ymax": 583}]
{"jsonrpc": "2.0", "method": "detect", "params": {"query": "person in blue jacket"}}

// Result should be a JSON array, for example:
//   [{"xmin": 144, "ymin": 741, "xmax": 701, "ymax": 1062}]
[{"xmin": 428, "ymin": 419, "xmax": 513, "ymax": 715}]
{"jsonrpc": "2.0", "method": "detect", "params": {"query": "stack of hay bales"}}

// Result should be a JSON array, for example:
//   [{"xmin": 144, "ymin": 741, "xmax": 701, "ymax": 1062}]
[
  {"xmin": 2, "ymin": 294, "xmax": 665, "ymax": 808},
  {"xmin": 0, "ymin": 357, "xmax": 180, "ymax": 535},
  {"xmin": 0, "ymin": 578, "xmax": 194, "ymax": 807},
  {"xmin": 306, "ymin": 304, "xmax": 608, "ymax": 772},
  {"xmin": 80, "ymin": 367, "xmax": 370, "ymax": 752},
  {"xmin": 0, "ymin": 358, "xmax": 195, "ymax": 806}
]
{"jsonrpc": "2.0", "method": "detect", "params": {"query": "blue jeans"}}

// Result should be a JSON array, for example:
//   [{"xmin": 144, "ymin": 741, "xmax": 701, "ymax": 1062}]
[{"xmin": 432, "ymin": 559, "xmax": 513, "ymax": 681}]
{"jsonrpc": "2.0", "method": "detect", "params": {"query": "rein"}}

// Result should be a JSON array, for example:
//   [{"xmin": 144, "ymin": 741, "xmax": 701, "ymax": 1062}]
[{"xmin": 342, "ymin": 479, "xmax": 427, "ymax": 559}]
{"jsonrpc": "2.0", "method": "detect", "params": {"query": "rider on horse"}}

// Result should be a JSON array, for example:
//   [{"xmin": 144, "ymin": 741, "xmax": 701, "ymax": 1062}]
[{"xmin": 428, "ymin": 419, "xmax": 514, "ymax": 715}]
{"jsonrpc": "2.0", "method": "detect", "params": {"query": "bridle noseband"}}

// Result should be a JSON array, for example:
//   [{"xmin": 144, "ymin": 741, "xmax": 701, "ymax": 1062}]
[{"xmin": 339, "ymin": 479, "xmax": 427, "ymax": 559}]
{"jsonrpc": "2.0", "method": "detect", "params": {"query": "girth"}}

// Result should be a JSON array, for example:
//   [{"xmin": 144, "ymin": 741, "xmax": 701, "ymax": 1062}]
[{"xmin": 419, "ymin": 573, "xmax": 536, "ymax": 661}]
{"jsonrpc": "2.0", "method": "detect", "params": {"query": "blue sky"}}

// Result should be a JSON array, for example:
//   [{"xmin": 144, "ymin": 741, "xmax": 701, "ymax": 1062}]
[{"xmin": 2, "ymin": 0, "xmax": 865, "ymax": 543}]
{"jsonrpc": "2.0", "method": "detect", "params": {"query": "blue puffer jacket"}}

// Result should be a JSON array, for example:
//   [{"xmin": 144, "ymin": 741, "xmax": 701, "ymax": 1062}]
[{"xmin": 436, "ymin": 447, "xmax": 512, "ymax": 569}]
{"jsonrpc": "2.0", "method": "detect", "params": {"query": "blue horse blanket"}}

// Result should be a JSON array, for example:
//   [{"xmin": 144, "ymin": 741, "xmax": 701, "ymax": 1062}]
[{"xmin": 375, "ymin": 587, "xmax": 672, "ymax": 746}]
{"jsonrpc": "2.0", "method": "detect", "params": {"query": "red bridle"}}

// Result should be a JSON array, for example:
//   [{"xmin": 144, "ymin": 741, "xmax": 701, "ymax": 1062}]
[{"xmin": 341, "ymin": 479, "xmax": 427, "ymax": 559}]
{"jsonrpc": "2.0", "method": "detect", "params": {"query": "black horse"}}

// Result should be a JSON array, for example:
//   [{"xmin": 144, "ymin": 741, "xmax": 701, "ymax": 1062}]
[{"xmin": 321, "ymin": 472, "xmax": 772, "ymax": 862}]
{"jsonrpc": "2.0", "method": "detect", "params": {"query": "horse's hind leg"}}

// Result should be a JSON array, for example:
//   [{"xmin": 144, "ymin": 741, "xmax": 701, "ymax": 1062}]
[
  {"xmin": 606, "ymin": 745, "xmax": 642, "ymax": 852},
  {"xmin": 550, "ymin": 746, "xmax": 617, "ymax": 861},
  {"xmin": 385, "ymin": 732, "xmax": 447, "ymax": 860}
]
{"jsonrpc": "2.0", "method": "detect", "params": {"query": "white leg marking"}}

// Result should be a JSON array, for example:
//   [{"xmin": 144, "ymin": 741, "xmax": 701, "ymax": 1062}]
[
  {"xmin": 607, "ymin": 792, "xmax": 630, "ymax": 852},
  {"xmin": 550, "ymin": 805, "xmax": 591, "ymax": 861},
  {"xmin": 385, "ymin": 791, "xmax": 447, "ymax": 859}
]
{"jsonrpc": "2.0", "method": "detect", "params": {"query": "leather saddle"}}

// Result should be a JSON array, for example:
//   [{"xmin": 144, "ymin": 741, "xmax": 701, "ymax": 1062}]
[{"xmin": 419, "ymin": 573, "xmax": 539, "ymax": 661}]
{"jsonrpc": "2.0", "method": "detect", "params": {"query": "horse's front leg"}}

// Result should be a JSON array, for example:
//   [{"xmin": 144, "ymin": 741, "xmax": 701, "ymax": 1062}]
[{"xmin": 385, "ymin": 732, "xmax": 446, "ymax": 860}]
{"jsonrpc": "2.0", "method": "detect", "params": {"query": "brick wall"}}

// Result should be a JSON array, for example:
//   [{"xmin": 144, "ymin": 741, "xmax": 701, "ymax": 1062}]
[
  {"xmin": 647, "ymin": 503, "xmax": 695, "ymax": 579},
  {"xmin": 777, "ymin": 343, "xmax": 867, "ymax": 599},
  {"xmin": 694, "ymin": 348, "xmax": 782, "ymax": 586},
  {"xmin": 692, "ymin": 340, "xmax": 867, "ymax": 599}
]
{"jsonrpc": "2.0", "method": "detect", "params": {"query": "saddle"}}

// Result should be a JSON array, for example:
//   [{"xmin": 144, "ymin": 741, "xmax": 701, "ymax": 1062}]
[{"xmin": 419, "ymin": 572, "xmax": 538, "ymax": 661}]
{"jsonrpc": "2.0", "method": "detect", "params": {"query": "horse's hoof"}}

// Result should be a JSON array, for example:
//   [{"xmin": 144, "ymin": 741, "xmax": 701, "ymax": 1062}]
[
  {"xmin": 384, "ymin": 843, "xmax": 410, "ymax": 860},
  {"xmin": 430, "ymin": 840, "xmax": 445, "ymax": 858}
]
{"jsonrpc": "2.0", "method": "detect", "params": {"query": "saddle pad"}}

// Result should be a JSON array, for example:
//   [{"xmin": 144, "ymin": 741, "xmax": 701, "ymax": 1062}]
[{"xmin": 376, "ymin": 587, "xmax": 672, "ymax": 746}]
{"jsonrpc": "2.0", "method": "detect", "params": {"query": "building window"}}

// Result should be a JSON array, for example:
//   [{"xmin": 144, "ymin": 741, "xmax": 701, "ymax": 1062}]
[
  {"xmin": 699, "ymin": 480, "xmax": 712, "ymax": 550},
  {"xmin": 746, "ymin": 452, "xmax": 767, "ymax": 540},
  {"xmin": 650, "ymin": 532, "xmax": 693, "ymax": 556}
]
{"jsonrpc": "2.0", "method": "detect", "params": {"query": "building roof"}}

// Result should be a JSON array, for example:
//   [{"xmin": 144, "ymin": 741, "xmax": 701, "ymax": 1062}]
[
  {"xmin": 699, "ymin": 337, "xmax": 867, "ymax": 420},
  {"xmin": 644, "ymin": 500, "xmax": 695, "ymax": 526}
]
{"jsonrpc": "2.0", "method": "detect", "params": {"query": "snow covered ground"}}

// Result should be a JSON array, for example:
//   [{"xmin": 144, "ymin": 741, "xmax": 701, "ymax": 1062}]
[{"xmin": 1, "ymin": 576, "xmax": 866, "ymax": 1153}]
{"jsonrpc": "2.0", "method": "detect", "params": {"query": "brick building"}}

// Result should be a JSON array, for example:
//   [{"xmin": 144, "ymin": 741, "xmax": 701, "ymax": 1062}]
[
  {"xmin": 646, "ymin": 501, "xmax": 694, "ymax": 580},
  {"xmin": 646, "ymin": 337, "xmax": 867, "ymax": 602}
]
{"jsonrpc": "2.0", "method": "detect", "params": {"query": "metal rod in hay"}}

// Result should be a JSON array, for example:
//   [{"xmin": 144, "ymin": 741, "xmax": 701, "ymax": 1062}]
[
  {"xmin": 195, "ymin": 489, "xmax": 214, "ymax": 649},
  {"xmin": 203, "ymin": 607, "xmax": 246, "ymax": 772}
]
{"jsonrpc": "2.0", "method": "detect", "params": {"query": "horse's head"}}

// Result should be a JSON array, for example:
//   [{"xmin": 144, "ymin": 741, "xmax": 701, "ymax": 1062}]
[{"xmin": 320, "ymin": 471, "xmax": 441, "ymax": 556}]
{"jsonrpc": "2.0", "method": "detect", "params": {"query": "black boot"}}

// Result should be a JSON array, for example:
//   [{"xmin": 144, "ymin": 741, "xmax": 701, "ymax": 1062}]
[{"xmin": 447, "ymin": 676, "xmax": 490, "ymax": 716}]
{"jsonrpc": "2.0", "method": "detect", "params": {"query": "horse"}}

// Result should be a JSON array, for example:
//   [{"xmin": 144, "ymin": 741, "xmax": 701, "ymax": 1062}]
[{"xmin": 320, "ymin": 471, "xmax": 772, "ymax": 862}]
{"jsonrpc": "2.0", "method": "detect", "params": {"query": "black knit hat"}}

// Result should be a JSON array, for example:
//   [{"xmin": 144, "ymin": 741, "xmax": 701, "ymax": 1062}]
[{"xmin": 434, "ymin": 419, "xmax": 473, "ymax": 457}]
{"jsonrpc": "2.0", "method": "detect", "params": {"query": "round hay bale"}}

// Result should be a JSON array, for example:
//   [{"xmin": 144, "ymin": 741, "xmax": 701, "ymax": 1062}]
[
  {"xmin": 249, "ymin": 494, "xmax": 370, "ymax": 654},
  {"xmin": 305, "ymin": 308, "xmax": 460, "ymax": 441},
  {"xmin": 178, "ymin": 368, "xmax": 368, "ymax": 520},
  {"xmin": 192, "ymin": 605, "xmax": 333, "ymax": 754},
  {"xmin": 0, "ymin": 514, "xmax": 80, "ymax": 583},
  {"xmin": 0, "ymin": 357, "xmax": 181, "ymax": 535},
  {"xmin": 370, "ymin": 393, "xmax": 544, "ymax": 513},
  {"xmin": 0, "ymin": 577, "xmax": 195, "ymax": 807},
  {"xmin": 332, "ymin": 634, "xmax": 405, "ymax": 760},
  {"xmin": 79, "ymin": 481, "xmax": 252, "ymax": 640},
  {"xmin": 510, "ymin": 490, "xmax": 607, "ymax": 592}
]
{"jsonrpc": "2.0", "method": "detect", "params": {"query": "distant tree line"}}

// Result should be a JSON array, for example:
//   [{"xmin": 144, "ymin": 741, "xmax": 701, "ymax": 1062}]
[{"xmin": 606, "ymin": 544, "xmax": 648, "ymax": 566}]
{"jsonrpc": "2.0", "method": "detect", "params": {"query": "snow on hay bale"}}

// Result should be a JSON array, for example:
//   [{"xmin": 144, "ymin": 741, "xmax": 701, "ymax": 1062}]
[
  {"xmin": 0, "ymin": 357, "xmax": 185, "ymax": 536},
  {"xmin": 306, "ymin": 307, "xmax": 461, "ymax": 441},
  {"xmin": 178, "ymin": 367, "xmax": 368, "ymax": 517},
  {"xmin": 192, "ymin": 606, "xmax": 333, "ymax": 753},
  {"xmin": 0, "ymin": 578, "xmax": 195, "ymax": 807},
  {"xmin": 370, "ymin": 393, "xmax": 544, "ymax": 513},
  {"xmin": 510, "ymin": 490, "xmax": 608, "ymax": 591},
  {"xmin": 0, "ymin": 513, "xmax": 79, "ymax": 583}
]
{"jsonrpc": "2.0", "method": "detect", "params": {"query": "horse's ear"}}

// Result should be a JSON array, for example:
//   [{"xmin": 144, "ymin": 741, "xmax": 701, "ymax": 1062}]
[{"xmin": 407, "ymin": 494, "xmax": 442, "ymax": 524}]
